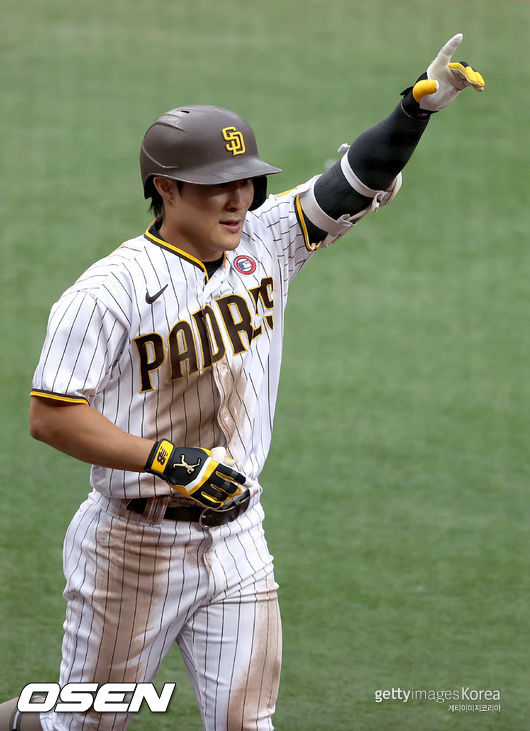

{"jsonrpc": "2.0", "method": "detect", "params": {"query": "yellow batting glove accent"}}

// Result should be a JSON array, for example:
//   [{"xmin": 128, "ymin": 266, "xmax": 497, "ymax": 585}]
[
  {"xmin": 449, "ymin": 62, "xmax": 486, "ymax": 91},
  {"xmin": 188, "ymin": 487, "xmax": 223, "ymax": 506},
  {"xmin": 198, "ymin": 457, "xmax": 219, "ymax": 486},
  {"xmin": 209, "ymin": 447, "xmax": 243, "ymax": 498},
  {"xmin": 149, "ymin": 439, "xmax": 174, "ymax": 474},
  {"xmin": 187, "ymin": 449, "xmax": 242, "ymax": 502},
  {"xmin": 412, "ymin": 79, "xmax": 438, "ymax": 103}
]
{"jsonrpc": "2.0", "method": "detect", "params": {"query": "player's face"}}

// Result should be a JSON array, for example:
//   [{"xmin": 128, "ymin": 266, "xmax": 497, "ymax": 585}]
[{"xmin": 160, "ymin": 178, "xmax": 254, "ymax": 262}]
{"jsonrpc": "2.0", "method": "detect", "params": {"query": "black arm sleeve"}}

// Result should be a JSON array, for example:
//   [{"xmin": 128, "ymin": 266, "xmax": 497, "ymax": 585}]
[
  {"xmin": 304, "ymin": 101, "xmax": 430, "ymax": 242},
  {"xmin": 346, "ymin": 100, "xmax": 429, "ymax": 191}
]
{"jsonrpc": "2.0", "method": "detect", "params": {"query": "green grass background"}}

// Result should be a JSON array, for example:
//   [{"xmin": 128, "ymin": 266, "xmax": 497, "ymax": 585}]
[{"xmin": 1, "ymin": 0, "xmax": 529, "ymax": 728}]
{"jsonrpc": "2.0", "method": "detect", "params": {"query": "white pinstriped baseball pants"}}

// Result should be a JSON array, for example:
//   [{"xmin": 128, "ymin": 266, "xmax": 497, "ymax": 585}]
[{"xmin": 40, "ymin": 491, "xmax": 282, "ymax": 731}]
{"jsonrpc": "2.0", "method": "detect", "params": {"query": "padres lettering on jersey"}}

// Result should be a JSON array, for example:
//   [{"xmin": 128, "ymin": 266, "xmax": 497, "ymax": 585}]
[
  {"xmin": 31, "ymin": 178, "xmax": 347, "ymax": 499},
  {"xmin": 133, "ymin": 276, "xmax": 274, "ymax": 391}
]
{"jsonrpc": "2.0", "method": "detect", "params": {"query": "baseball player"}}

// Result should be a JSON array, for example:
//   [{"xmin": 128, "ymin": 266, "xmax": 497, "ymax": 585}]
[{"xmin": 0, "ymin": 35, "xmax": 483, "ymax": 731}]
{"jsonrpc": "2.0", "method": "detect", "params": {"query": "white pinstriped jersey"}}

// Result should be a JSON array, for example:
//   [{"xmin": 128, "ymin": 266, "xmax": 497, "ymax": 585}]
[{"xmin": 31, "ymin": 179, "xmax": 344, "ymax": 501}]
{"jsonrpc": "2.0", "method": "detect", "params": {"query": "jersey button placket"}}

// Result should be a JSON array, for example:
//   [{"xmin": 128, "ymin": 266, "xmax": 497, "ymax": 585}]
[
  {"xmin": 214, "ymin": 360, "xmax": 234, "ymax": 443},
  {"xmin": 200, "ymin": 282, "xmax": 234, "ymax": 445}
]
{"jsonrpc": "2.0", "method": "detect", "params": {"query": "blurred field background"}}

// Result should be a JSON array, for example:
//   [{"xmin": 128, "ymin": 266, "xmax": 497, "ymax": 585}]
[{"xmin": 1, "ymin": 0, "xmax": 529, "ymax": 728}]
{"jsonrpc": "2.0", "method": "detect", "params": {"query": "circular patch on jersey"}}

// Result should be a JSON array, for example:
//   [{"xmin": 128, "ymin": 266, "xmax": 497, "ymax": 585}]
[{"xmin": 233, "ymin": 255, "xmax": 257, "ymax": 275}]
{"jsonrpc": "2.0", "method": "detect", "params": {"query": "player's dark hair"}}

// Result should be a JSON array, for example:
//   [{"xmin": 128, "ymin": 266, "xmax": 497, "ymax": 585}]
[{"xmin": 145, "ymin": 178, "xmax": 164, "ymax": 218}]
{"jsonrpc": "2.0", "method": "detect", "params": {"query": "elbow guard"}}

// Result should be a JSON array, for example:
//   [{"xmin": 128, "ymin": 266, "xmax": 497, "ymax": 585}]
[{"xmin": 298, "ymin": 145, "xmax": 402, "ymax": 249}]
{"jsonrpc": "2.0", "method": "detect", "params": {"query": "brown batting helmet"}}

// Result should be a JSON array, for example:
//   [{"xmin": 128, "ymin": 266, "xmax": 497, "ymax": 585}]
[{"xmin": 140, "ymin": 105, "xmax": 282, "ymax": 210}]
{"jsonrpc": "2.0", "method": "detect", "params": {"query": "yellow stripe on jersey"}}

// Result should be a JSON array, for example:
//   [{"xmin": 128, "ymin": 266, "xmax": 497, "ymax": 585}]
[
  {"xmin": 275, "ymin": 186, "xmax": 298, "ymax": 197},
  {"xmin": 295, "ymin": 195, "xmax": 321, "ymax": 252},
  {"xmin": 144, "ymin": 224, "xmax": 209, "ymax": 279},
  {"xmin": 30, "ymin": 390, "xmax": 89, "ymax": 405}
]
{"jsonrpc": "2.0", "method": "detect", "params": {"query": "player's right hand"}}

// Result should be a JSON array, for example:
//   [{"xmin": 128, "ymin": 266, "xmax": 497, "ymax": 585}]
[{"xmin": 145, "ymin": 441, "xmax": 247, "ymax": 508}]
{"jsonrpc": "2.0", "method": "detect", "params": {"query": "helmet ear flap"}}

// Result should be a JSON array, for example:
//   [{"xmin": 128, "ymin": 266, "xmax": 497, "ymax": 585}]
[{"xmin": 249, "ymin": 176, "xmax": 267, "ymax": 210}]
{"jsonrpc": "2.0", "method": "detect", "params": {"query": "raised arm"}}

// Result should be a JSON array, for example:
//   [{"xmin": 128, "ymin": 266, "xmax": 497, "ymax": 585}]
[{"xmin": 299, "ymin": 33, "xmax": 485, "ymax": 245}]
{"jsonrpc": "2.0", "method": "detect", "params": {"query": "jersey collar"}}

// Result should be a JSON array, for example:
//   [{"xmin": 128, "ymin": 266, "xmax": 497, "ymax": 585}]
[{"xmin": 144, "ymin": 220, "xmax": 212, "ymax": 279}]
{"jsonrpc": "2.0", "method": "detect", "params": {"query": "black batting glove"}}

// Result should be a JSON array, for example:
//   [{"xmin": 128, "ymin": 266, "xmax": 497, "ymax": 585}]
[{"xmin": 145, "ymin": 441, "xmax": 247, "ymax": 509}]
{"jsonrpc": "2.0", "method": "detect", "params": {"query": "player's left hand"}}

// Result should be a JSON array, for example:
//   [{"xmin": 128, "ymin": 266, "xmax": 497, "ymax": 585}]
[
  {"xmin": 145, "ymin": 441, "xmax": 247, "ymax": 508},
  {"xmin": 402, "ymin": 33, "xmax": 485, "ymax": 115}
]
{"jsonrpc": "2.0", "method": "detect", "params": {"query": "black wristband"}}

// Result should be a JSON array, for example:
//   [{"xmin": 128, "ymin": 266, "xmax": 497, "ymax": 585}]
[
  {"xmin": 400, "ymin": 73, "xmax": 435, "ymax": 120},
  {"xmin": 145, "ymin": 439, "xmax": 175, "ymax": 475}
]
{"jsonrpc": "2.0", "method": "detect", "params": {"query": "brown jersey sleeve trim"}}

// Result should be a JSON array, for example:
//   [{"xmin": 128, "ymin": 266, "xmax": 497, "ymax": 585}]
[
  {"xmin": 295, "ymin": 195, "xmax": 321, "ymax": 252},
  {"xmin": 30, "ymin": 389, "xmax": 90, "ymax": 405}
]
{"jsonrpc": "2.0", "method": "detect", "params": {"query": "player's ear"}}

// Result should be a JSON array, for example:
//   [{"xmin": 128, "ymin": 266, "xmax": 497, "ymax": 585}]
[{"xmin": 152, "ymin": 176, "xmax": 178, "ymax": 204}]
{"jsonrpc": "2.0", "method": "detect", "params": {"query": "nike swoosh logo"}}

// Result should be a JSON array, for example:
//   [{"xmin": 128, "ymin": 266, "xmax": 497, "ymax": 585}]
[{"xmin": 145, "ymin": 284, "xmax": 168, "ymax": 304}]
